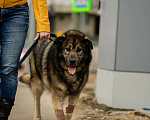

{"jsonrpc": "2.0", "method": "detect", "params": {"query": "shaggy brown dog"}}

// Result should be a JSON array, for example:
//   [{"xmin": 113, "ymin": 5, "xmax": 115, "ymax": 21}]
[{"xmin": 20, "ymin": 30, "xmax": 93, "ymax": 120}]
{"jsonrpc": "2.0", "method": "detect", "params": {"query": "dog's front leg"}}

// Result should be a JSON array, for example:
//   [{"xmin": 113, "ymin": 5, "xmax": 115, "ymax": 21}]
[
  {"xmin": 65, "ymin": 92, "xmax": 81, "ymax": 120},
  {"xmin": 52, "ymin": 93, "xmax": 65, "ymax": 120}
]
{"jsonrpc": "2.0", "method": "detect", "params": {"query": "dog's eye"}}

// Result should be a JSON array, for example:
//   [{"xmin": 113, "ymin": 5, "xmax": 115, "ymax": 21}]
[
  {"xmin": 77, "ymin": 48, "xmax": 82, "ymax": 52},
  {"xmin": 65, "ymin": 48, "xmax": 70, "ymax": 51}
]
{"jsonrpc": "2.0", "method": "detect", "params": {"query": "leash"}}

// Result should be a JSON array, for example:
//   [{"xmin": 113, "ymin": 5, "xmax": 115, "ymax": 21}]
[{"xmin": 0, "ymin": 33, "xmax": 57, "ymax": 78}]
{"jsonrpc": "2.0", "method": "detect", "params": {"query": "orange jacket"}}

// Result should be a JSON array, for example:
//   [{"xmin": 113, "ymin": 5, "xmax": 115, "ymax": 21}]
[{"xmin": 0, "ymin": 0, "xmax": 50, "ymax": 33}]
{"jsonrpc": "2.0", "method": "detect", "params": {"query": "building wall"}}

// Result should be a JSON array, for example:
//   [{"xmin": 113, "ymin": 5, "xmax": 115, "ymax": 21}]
[
  {"xmin": 51, "ymin": 13, "xmax": 99, "ymax": 39},
  {"xmin": 54, "ymin": 14, "xmax": 72, "ymax": 34},
  {"xmin": 47, "ymin": 0, "xmax": 100, "ymax": 39}
]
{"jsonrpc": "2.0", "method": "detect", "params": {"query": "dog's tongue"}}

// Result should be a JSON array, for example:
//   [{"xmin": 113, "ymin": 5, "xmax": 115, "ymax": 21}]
[{"xmin": 68, "ymin": 67, "xmax": 76, "ymax": 74}]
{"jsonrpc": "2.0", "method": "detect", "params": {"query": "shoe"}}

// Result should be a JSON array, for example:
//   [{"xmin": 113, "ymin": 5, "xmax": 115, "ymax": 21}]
[{"xmin": 0, "ymin": 98, "xmax": 14, "ymax": 120}]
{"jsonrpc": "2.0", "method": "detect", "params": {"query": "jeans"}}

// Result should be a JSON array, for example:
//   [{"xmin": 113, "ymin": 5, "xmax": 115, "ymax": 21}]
[{"xmin": 0, "ymin": 3, "xmax": 29, "ymax": 100}]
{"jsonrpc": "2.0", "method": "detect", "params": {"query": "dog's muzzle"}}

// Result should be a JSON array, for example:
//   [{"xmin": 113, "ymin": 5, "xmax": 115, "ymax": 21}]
[{"xmin": 69, "ymin": 59, "xmax": 76, "ymax": 65}]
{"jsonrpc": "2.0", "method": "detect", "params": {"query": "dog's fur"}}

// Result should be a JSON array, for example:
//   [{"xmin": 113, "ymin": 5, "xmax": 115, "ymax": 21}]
[{"xmin": 19, "ymin": 30, "xmax": 93, "ymax": 120}]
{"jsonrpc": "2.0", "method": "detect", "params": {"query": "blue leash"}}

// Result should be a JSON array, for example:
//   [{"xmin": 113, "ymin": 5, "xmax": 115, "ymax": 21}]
[{"xmin": 0, "ymin": 33, "xmax": 57, "ymax": 78}]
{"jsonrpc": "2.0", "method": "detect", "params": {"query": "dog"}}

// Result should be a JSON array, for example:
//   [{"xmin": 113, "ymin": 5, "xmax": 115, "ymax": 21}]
[{"xmin": 19, "ymin": 30, "xmax": 93, "ymax": 120}]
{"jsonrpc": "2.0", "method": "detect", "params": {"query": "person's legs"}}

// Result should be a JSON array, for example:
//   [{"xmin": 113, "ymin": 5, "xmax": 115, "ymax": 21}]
[{"xmin": 0, "ymin": 3, "xmax": 29, "ymax": 119}]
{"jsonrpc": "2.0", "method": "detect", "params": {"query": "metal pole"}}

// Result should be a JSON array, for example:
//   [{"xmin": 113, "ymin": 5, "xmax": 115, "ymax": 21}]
[
  {"xmin": 71, "ymin": 13, "xmax": 80, "ymax": 30},
  {"xmin": 79, "ymin": 13, "xmax": 86, "ymax": 33}
]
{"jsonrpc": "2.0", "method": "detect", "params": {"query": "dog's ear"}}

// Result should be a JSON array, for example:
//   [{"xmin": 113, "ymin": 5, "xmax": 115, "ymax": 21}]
[
  {"xmin": 84, "ymin": 36, "xmax": 93, "ymax": 49},
  {"xmin": 54, "ymin": 34, "xmax": 66, "ymax": 45}
]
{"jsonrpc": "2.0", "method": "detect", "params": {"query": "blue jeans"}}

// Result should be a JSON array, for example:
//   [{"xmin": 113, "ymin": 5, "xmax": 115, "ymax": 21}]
[{"xmin": 0, "ymin": 3, "xmax": 29, "ymax": 100}]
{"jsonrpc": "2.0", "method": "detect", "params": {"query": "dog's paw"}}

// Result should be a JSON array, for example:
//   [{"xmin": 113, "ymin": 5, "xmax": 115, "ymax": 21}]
[
  {"xmin": 65, "ymin": 113, "xmax": 73, "ymax": 120},
  {"xmin": 34, "ymin": 118, "xmax": 42, "ymax": 120}
]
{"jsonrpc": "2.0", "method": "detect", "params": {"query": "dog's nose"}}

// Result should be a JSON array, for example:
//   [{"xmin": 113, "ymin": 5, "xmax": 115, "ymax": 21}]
[{"xmin": 69, "ymin": 59, "xmax": 76, "ymax": 65}]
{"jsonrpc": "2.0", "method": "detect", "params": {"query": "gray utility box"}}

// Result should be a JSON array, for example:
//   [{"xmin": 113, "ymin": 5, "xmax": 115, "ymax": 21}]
[
  {"xmin": 95, "ymin": 0, "xmax": 150, "ymax": 109},
  {"xmin": 98, "ymin": 0, "xmax": 150, "ymax": 72}
]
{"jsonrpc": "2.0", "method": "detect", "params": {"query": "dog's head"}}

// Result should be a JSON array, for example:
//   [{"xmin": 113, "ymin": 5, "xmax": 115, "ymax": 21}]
[{"xmin": 54, "ymin": 30, "xmax": 93, "ymax": 75}]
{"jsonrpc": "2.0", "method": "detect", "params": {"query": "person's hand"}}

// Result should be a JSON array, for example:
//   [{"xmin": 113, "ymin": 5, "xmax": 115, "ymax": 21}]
[{"xmin": 34, "ymin": 32, "xmax": 50, "ymax": 40}]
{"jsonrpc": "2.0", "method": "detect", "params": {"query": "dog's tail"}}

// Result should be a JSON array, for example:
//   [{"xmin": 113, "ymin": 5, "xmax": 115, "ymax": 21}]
[{"xmin": 19, "ymin": 73, "xmax": 30, "ymax": 85}]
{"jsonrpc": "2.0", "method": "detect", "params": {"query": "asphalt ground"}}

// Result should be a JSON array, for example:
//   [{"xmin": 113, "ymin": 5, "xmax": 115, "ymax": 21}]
[{"xmin": 9, "ymin": 82, "xmax": 57, "ymax": 120}]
